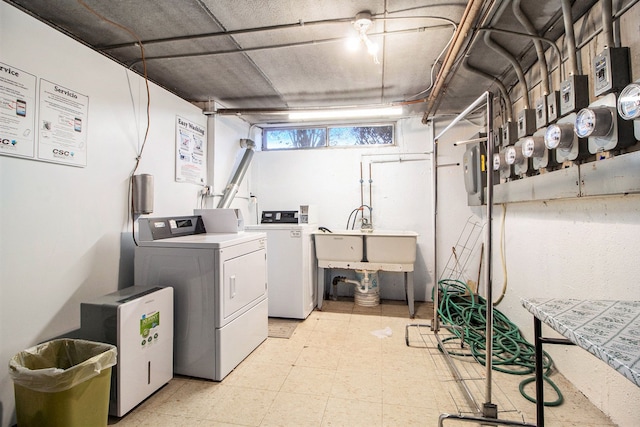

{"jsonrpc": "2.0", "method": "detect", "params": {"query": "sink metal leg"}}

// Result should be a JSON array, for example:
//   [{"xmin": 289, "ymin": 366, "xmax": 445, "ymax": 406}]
[
  {"xmin": 406, "ymin": 271, "xmax": 415, "ymax": 318},
  {"xmin": 316, "ymin": 267, "xmax": 326, "ymax": 310}
]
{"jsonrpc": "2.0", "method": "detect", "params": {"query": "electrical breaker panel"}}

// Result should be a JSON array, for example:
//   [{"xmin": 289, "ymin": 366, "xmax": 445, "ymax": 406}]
[
  {"xmin": 593, "ymin": 47, "xmax": 631, "ymax": 97},
  {"xmin": 535, "ymin": 96, "xmax": 548, "ymax": 129},
  {"xmin": 517, "ymin": 109, "xmax": 537, "ymax": 138},
  {"xmin": 463, "ymin": 142, "xmax": 486, "ymax": 206},
  {"xmin": 502, "ymin": 121, "xmax": 518, "ymax": 147},
  {"xmin": 547, "ymin": 91, "xmax": 561, "ymax": 123},
  {"xmin": 560, "ymin": 75, "xmax": 589, "ymax": 117}
]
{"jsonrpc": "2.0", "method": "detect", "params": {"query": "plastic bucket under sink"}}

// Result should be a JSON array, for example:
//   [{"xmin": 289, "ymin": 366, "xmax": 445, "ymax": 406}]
[{"xmin": 354, "ymin": 271, "xmax": 379, "ymax": 307}]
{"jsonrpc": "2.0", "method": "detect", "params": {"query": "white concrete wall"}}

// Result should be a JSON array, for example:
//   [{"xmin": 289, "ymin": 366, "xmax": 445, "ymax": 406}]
[
  {"xmin": 0, "ymin": 4, "xmax": 245, "ymax": 426},
  {"xmin": 249, "ymin": 117, "xmax": 435, "ymax": 302},
  {"xmin": 491, "ymin": 196, "xmax": 640, "ymax": 426}
]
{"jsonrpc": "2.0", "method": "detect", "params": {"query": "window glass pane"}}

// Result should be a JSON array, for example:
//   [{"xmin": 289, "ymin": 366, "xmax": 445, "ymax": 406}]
[
  {"xmin": 263, "ymin": 128, "xmax": 326, "ymax": 150},
  {"xmin": 329, "ymin": 125, "xmax": 394, "ymax": 146}
]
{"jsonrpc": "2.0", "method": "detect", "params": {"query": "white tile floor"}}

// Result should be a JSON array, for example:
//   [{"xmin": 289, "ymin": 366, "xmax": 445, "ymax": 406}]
[{"xmin": 109, "ymin": 300, "xmax": 616, "ymax": 427}]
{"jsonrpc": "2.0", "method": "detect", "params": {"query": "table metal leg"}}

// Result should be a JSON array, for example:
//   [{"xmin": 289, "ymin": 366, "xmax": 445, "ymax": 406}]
[{"xmin": 534, "ymin": 316, "xmax": 544, "ymax": 427}]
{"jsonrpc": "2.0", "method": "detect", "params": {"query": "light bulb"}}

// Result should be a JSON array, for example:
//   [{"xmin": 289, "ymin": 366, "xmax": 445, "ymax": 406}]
[{"xmin": 345, "ymin": 36, "xmax": 360, "ymax": 52}]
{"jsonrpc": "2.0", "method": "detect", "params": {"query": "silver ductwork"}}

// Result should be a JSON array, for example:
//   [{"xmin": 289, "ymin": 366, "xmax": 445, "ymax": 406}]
[{"xmin": 217, "ymin": 139, "xmax": 256, "ymax": 209}]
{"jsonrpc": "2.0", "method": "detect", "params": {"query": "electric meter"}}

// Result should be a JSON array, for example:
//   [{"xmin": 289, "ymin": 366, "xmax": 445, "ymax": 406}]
[
  {"xmin": 574, "ymin": 107, "xmax": 613, "ymax": 138},
  {"xmin": 493, "ymin": 152, "xmax": 508, "ymax": 172},
  {"xmin": 545, "ymin": 123, "xmax": 574, "ymax": 150},
  {"xmin": 494, "ymin": 150, "xmax": 512, "ymax": 179},
  {"xmin": 505, "ymin": 145, "xmax": 524, "ymax": 165},
  {"xmin": 617, "ymin": 82, "xmax": 640, "ymax": 120},
  {"xmin": 553, "ymin": 113, "xmax": 588, "ymax": 163},
  {"xmin": 522, "ymin": 136, "xmax": 546, "ymax": 158},
  {"xmin": 578, "ymin": 93, "xmax": 634, "ymax": 154}
]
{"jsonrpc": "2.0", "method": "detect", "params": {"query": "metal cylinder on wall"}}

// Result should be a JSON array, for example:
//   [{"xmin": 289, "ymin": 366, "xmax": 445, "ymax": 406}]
[{"xmin": 132, "ymin": 174, "xmax": 154, "ymax": 214}]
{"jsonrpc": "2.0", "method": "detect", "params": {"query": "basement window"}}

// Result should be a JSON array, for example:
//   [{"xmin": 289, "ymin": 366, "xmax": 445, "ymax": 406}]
[{"xmin": 262, "ymin": 124, "xmax": 395, "ymax": 150}]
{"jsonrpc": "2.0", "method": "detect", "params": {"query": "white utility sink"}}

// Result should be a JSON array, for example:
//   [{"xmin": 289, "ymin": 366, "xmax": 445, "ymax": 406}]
[
  {"xmin": 364, "ymin": 230, "xmax": 418, "ymax": 264},
  {"xmin": 314, "ymin": 229, "xmax": 419, "ymax": 318},
  {"xmin": 313, "ymin": 230, "xmax": 418, "ymax": 269}
]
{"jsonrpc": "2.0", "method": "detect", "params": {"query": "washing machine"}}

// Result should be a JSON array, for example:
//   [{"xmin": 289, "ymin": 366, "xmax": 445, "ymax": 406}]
[
  {"xmin": 134, "ymin": 215, "xmax": 268, "ymax": 381},
  {"xmin": 80, "ymin": 285, "xmax": 173, "ymax": 417},
  {"xmin": 245, "ymin": 209, "xmax": 317, "ymax": 319}
]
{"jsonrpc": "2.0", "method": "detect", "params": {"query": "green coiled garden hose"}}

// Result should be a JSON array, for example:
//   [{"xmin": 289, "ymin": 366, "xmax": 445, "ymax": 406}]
[{"xmin": 435, "ymin": 279, "xmax": 563, "ymax": 406}]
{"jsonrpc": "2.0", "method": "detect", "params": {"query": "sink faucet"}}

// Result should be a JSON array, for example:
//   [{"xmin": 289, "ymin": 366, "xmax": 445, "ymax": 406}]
[
  {"xmin": 347, "ymin": 204, "xmax": 373, "ymax": 230},
  {"xmin": 360, "ymin": 217, "xmax": 373, "ymax": 231}
]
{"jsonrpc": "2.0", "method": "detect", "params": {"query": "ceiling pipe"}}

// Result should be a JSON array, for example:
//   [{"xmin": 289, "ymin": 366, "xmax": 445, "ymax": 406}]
[
  {"xmin": 463, "ymin": 59, "xmax": 513, "ymax": 122},
  {"xmin": 129, "ymin": 25, "xmax": 450, "ymax": 66},
  {"xmin": 421, "ymin": 0, "xmax": 485, "ymax": 124},
  {"xmin": 483, "ymin": 33, "xmax": 531, "ymax": 109},
  {"xmin": 561, "ymin": 0, "xmax": 579, "ymax": 75},
  {"xmin": 601, "ymin": 0, "xmax": 615, "ymax": 48},
  {"xmin": 512, "ymin": 0, "xmax": 550, "ymax": 95}
]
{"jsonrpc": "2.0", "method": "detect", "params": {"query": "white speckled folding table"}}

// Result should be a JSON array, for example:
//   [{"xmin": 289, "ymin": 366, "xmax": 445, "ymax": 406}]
[{"xmin": 521, "ymin": 298, "xmax": 640, "ymax": 426}]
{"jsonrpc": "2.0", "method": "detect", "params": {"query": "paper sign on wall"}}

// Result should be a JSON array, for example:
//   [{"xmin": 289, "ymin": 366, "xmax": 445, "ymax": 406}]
[
  {"xmin": 0, "ymin": 61, "xmax": 37, "ymax": 159},
  {"xmin": 37, "ymin": 79, "xmax": 89, "ymax": 167},
  {"xmin": 175, "ymin": 116, "xmax": 206, "ymax": 184}
]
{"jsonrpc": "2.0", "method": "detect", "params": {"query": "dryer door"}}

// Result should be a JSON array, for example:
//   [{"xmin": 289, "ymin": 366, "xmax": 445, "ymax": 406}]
[{"xmin": 222, "ymin": 248, "xmax": 267, "ymax": 324}]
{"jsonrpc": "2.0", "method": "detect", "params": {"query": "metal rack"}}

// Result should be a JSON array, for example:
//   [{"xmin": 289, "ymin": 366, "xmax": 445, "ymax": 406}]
[
  {"xmin": 438, "ymin": 216, "xmax": 485, "ymax": 284},
  {"xmin": 419, "ymin": 91, "xmax": 537, "ymax": 426}
]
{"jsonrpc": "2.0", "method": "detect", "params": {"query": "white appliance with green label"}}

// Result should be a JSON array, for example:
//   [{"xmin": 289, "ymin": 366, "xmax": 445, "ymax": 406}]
[{"xmin": 80, "ymin": 285, "xmax": 173, "ymax": 417}]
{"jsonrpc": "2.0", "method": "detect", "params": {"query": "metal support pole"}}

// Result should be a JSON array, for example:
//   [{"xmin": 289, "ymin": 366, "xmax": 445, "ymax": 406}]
[{"xmin": 483, "ymin": 91, "xmax": 495, "ymax": 416}]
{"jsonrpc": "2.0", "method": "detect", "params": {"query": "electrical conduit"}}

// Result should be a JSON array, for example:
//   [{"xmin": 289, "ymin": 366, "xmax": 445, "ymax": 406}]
[
  {"xmin": 512, "ymin": 0, "xmax": 550, "ymax": 95},
  {"xmin": 561, "ymin": 0, "xmax": 579, "ymax": 75},
  {"xmin": 483, "ymin": 33, "xmax": 531, "ymax": 109}
]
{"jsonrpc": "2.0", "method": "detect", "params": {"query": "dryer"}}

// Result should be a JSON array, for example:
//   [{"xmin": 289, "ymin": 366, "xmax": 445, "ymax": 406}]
[
  {"xmin": 245, "ymin": 220, "xmax": 317, "ymax": 319},
  {"xmin": 135, "ymin": 216, "xmax": 268, "ymax": 381}
]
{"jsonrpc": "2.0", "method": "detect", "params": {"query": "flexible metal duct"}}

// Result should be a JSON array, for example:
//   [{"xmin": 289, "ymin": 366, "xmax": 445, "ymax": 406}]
[{"xmin": 217, "ymin": 139, "xmax": 255, "ymax": 209}]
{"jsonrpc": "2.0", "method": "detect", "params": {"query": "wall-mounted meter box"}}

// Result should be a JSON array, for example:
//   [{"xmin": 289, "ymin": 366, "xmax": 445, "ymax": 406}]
[
  {"xmin": 517, "ymin": 109, "xmax": 537, "ymax": 139},
  {"xmin": 617, "ymin": 80, "xmax": 640, "ymax": 140},
  {"xmin": 505, "ymin": 139, "xmax": 531, "ymax": 176},
  {"xmin": 494, "ymin": 126, "xmax": 503, "ymax": 149},
  {"xmin": 493, "ymin": 150, "xmax": 513, "ymax": 181},
  {"xmin": 575, "ymin": 93, "xmax": 635, "ymax": 154},
  {"xmin": 535, "ymin": 97, "xmax": 548, "ymax": 129},
  {"xmin": 502, "ymin": 121, "xmax": 518, "ymax": 147},
  {"xmin": 560, "ymin": 75, "xmax": 589, "ymax": 116},
  {"xmin": 592, "ymin": 47, "xmax": 630, "ymax": 97},
  {"xmin": 547, "ymin": 91, "xmax": 561, "ymax": 123},
  {"xmin": 463, "ymin": 139, "xmax": 487, "ymax": 206},
  {"xmin": 545, "ymin": 113, "xmax": 589, "ymax": 163},
  {"xmin": 522, "ymin": 128, "xmax": 554, "ymax": 171}
]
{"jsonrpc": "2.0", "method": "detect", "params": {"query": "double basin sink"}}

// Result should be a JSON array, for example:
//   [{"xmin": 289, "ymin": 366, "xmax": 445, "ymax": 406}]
[{"xmin": 313, "ymin": 229, "xmax": 418, "ymax": 271}]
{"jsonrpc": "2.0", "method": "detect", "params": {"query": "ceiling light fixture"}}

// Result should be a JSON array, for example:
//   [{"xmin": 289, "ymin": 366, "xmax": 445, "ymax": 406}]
[
  {"xmin": 288, "ymin": 106, "xmax": 402, "ymax": 121},
  {"xmin": 352, "ymin": 11, "xmax": 380, "ymax": 64}
]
